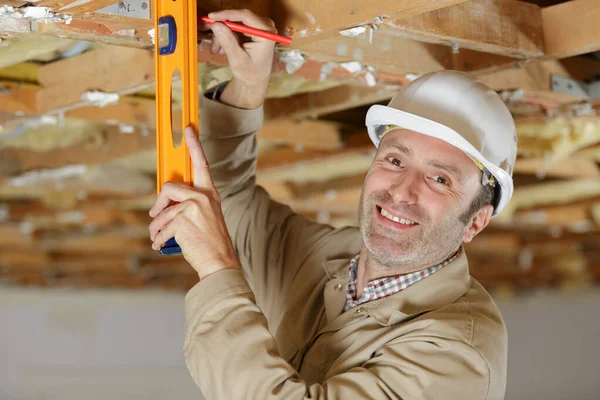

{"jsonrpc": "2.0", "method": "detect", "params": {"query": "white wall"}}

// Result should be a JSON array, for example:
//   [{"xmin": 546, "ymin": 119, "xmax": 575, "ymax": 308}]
[{"xmin": 1, "ymin": 287, "xmax": 599, "ymax": 400}]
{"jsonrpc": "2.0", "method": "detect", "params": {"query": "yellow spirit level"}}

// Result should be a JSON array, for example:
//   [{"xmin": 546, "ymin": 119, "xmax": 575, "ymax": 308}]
[{"xmin": 154, "ymin": 0, "xmax": 198, "ymax": 255}]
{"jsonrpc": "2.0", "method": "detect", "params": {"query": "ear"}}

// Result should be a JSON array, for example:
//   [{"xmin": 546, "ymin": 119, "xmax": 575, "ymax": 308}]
[{"xmin": 462, "ymin": 204, "xmax": 493, "ymax": 243}]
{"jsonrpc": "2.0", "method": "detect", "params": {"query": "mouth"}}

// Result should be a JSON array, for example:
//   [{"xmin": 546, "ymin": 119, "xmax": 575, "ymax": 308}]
[{"xmin": 375, "ymin": 205, "xmax": 419, "ymax": 228}]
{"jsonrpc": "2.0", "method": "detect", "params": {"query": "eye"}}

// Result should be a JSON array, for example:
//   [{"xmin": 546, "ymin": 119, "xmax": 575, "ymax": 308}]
[
  {"xmin": 386, "ymin": 157, "xmax": 402, "ymax": 167},
  {"xmin": 433, "ymin": 175, "xmax": 449, "ymax": 185}
]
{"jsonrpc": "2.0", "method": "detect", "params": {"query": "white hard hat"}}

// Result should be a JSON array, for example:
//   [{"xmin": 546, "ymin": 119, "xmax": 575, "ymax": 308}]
[{"xmin": 365, "ymin": 70, "xmax": 517, "ymax": 216}]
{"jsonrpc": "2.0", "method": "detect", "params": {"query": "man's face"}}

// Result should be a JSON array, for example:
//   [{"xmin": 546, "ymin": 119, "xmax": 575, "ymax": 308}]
[{"xmin": 358, "ymin": 129, "xmax": 485, "ymax": 272}]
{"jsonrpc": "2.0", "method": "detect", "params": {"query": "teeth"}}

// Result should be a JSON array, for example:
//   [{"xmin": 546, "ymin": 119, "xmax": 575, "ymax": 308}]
[{"xmin": 380, "ymin": 208, "xmax": 416, "ymax": 225}]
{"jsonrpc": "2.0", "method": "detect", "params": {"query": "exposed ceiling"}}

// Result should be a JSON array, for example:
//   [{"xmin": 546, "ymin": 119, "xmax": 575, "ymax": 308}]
[{"xmin": 0, "ymin": 0, "xmax": 599, "ymax": 293}]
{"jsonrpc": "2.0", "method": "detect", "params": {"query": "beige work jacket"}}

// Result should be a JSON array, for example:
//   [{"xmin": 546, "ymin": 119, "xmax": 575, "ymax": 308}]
[{"xmin": 183, "ymin": 97, "xmax": 508, "ymax": 399}]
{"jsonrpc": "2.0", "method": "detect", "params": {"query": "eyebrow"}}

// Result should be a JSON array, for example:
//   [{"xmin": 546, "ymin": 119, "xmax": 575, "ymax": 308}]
[{"xmin": 378, "ymin": 139, "xmax": 414, "ymax": 158}]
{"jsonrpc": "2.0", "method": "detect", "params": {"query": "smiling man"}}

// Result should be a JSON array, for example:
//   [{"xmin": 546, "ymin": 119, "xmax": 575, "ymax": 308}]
[{"xmin": 149, "ymin": 9, "xmax": 516, "ymax": 400}]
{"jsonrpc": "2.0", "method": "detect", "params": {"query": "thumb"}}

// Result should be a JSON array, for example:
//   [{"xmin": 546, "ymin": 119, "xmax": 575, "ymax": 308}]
[{"xmin": 211, "ymin": 23, "xmax": 246, "ymax": 61}]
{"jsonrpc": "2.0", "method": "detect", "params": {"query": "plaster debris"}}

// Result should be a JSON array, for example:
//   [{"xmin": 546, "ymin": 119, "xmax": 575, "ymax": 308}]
[
  {"xmin": 39, "ymin": 115, "xmax": 58, "ymax": 125},
  {"xmin": 19, "ymin": 221, "xmax": 35, "ymax": 236},
  {"xmin": 572, "ymin": 102, "xmax": 595, "ymax": 117},
  {"xmin": 118, "ymin": 124, "xmax": 135, "ymax": 134},
  {"xmin": 279, "ymin": 50, "xmax": 306, "ymax": 74},
  {"xmin": 374, "ymin": 16, "xmax": 384, "ymax": 24},
  {"xmin": 81, "ymin": 90, "xmax": 120, "ymax": 107},
  {"xmin": 405, "ymin": 73, "xmax": 422, "ymax": 81},
  {"xmin": 115, "ymin": 28, "xmax": 136, "ymax": 36},
  {"xmin": 57, "ymin": 210, "xmax": 84, "ymax": 224},
  {"xmin": 340, "ymin": 26, "xmax": 366, "ymax": 38},
  {"xmin": 0, "ymin": 5, "xmax": 15, "ymax": 15},
  {"xmin": 518, "ymin": 247, "xmax": 534, "ymax": 270},
  {"xmin": 340, "ymin": 61, "xmax": 363, "ymax": 74},
  {"xmin": 10, "ymin": 165, "xmax": 87, "ymax": 187},
  {"xmin": 500, "ymin": 89, "xmax": 525, "ymax": 103},
  {"xmin": 299, "ymin": 28, "xmax": 309, "ymax": 37},
  {"xmin": 305, "ymin": 12, "xmax": 316, "ymax": 25},
  {"xmin": 317, "ymin": 210, "xmax": 330, "ymax": 224},
  {"xmin": 319, "ymin": 62, "xmax": 336, "ymax": 81},
  {"xmin": 1, "ymin": 5, "xmax": 73, "ymax": 23},
  {"xmin": 148, "ymin": 28, "xmax": 155, "ymax": 44},
  {"xmin": 336, "ymin": 42, "xmax": 348, "ymax": 56},
  {"xmin": 364, "ymin": 71, "xmax": 377, "ymax": 87},
  {"xmin": 0, "ymin": 204, "xmax": 8, "ymax": 222}
]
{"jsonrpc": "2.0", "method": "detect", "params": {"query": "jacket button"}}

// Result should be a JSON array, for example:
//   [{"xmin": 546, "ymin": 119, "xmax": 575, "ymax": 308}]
[
  {"xmin": 356, "ymin": 307, "xmax": 364, "ymax": 313},
  {"xmin": 334, "ymin": 283, "xmax": 343, "ymax": 291}
]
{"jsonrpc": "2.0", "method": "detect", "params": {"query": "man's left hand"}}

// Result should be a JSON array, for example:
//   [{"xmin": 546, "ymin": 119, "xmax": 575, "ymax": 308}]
[{"xmin": 148, "ymin": 126, "xmax": 241, "ymax": 280}]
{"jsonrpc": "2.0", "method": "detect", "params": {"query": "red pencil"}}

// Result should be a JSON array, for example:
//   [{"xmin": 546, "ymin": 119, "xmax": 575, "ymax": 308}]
[{"xmin": 199, "ymin": 16, "xmax": 292, "ymax": 45}]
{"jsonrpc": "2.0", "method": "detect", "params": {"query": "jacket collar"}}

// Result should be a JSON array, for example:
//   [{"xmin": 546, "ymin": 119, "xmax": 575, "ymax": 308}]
[{"xmin": 322, "ymin": 247, "xmax": 471, "ymax": 326}]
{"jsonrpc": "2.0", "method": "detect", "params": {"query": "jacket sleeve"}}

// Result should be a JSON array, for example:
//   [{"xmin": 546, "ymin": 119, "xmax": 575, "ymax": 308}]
[
  {"xmin": 199, "ymin": 96, "xmax": 338, "ymax": 318},
  {"xmin": 184, "ymin": 269, "xmax": 492, "ymax": 400}
]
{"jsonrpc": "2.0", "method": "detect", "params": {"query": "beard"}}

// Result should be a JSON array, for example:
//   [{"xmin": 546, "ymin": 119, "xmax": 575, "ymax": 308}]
[{"xmin": 358, "ymin": 188, "xmax": 466, "ymax": 273}]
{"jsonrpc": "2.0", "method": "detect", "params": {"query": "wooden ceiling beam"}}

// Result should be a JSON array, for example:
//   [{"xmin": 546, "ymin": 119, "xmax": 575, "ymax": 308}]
[
  {"xmin": 542, "ymin": 0, "xmax": 600, "ymax": 58},
  {"xmin": 35, "ymin": 45, "xmax": 155, "ymax": 113},
  {"xmin": 380, "ymin": 0, "xmax": 544, "ymax": 59},
  {"xmin": 275, "ymin": 0, "xmax": 467, "ymax": 44}
]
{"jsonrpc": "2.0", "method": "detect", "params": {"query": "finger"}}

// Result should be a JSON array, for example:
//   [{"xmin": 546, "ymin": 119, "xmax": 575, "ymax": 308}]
[
  {"xmin": 149, "ymin": 182, "xmax": 194, "ymax": 218},
  {"xmin": 183, "ymin": 127, "xmax": 215, "ymax": 189},
  {"xmin": 152, "ymin": 217, "xmax": 178, "ymax": 251},
  {"xmin": 208, "ymin": 9, "xmax": 275, "ymax": 32},
  {"xmin": 210, "ymin": 23, "xmax": 247, "ymax": 61},
  {"xmin": 210, "ymin": 37, "xmax": 220, "ymax": 54},
  {"xmin": 149, "ymin": 202, "xmax": 184, "ymax": 241}
]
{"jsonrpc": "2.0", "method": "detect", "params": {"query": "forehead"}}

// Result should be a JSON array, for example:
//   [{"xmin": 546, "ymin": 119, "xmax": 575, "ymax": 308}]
[{"xmin": 378, "ymin": 129, "xmax": 481, "ymax": 176}]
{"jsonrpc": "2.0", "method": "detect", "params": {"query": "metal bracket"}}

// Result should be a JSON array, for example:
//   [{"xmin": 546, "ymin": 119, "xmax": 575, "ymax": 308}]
[
  {"xmin": 551, "ymin": 75, "xmax": 600, "ymax": 101},
  {"xmin": 97, "ymin": 0, "xmax": 150, "ymax": 20}
]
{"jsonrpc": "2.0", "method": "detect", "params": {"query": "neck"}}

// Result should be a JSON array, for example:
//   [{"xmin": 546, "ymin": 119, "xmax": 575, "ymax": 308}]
[{"xmin": 355, "ymin": 245, "xmax": 461, "ymax": 297}]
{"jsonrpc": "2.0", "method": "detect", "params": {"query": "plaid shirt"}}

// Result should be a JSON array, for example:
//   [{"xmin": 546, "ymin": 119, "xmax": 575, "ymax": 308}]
[{"xmin": 344, "ymin": 249, "xmax": 461, "ymax": 312}]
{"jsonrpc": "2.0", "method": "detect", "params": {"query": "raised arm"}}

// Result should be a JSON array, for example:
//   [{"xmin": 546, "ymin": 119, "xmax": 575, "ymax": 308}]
[{"xmin": 197, "ymin": 10, "xmax": 340, "ymax": 321}]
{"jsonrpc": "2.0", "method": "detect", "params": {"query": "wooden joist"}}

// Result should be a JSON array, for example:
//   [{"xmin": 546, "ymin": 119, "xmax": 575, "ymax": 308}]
[
  {"xmin": 542, "ymin": 0, "xmax": 600, "ymax": 58},
  {"xmin": 275, "ymin": 0, "xmax": 467, "ymax": 43},
  {"xmin": 380, "ymin": 0, "xmax": 544, "ymax": 59}
]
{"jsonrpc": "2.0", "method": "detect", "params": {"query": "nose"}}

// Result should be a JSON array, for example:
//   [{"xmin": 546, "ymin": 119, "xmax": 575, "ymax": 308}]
[{"xmin": 388, "ymin": 169, "xmax": 419, "ymax": 205}]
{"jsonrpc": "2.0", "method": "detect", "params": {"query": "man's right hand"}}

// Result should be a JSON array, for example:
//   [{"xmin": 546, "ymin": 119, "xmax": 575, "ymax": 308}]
[{"xmin": 201, "ymin": 9, "xmax": 277, "ymax": 109}]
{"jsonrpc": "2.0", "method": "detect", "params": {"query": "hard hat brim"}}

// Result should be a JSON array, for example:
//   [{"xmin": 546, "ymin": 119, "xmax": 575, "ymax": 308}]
[{"xmin": 366, "ymin": 104, "xmax": 513, "ymax": 216}]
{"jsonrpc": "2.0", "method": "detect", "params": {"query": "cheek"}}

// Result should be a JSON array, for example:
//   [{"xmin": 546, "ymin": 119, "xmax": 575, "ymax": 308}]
[{"xmin": 363, "ymin": 169, "xmax": 394, "ymax": 193}]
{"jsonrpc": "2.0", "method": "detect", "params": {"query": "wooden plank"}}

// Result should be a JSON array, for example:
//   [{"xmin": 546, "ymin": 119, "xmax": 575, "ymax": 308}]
[
  {"xmin": 497, "ymin": 179, "xmax": 600, "ymax": 223},
  {"xmin": 514, "ymin": 157, "xmax": 600, "ymax": 179},
  {"xmin": 0, "ymin": 125, "xmax": 154, "ymax": 176},
  {"xmin": 37, "ymin": 19, "xmax": 153, "ymax": 48},
  {"xmin": 513, "ymin": 203, "xmax": 592, "ymax": 228},
  {"xmin": 301, "ymin": 32, "xmax": 451, "ymax": 76},
  {"xmin": 381, "ymin": 0, "xmax": 544, "ymax": 59},
  {"xmin": 264, "ymin": 85, "xmax": 395, "ymax": 120},
  {"xmin": 35, "ymin": 46, "xmax": 155, "ymax": 112},
  {"xmin": 274, "ymin": 0, "xmax": 467, "ymax": 43},
  {"xmin": 258, "ymin": 119, "xmax": 345, "ymax": 150},
  {"xmin": 0, "ymin": 34, "xmax": 74, "ymax": 68},
  {"xmin": 0, "ymin": 80, "xmax": 39, "ymax": 114},
  {"xmin": 542, "ymin": 0, "xmax": 600, "ymax": 58},
  {"xmin": 257, "ymin": 140, "xmax": 374, "ymax": 183},
  {"xmin": 477, "ymin": 57, "xmax": 600, "ymax": 101}
]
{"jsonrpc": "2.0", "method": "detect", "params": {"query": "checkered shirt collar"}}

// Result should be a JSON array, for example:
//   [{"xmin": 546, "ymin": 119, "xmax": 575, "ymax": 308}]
[{"xmin": 344, "ymin": 248, "xmax": 461, "ymax": 312}]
